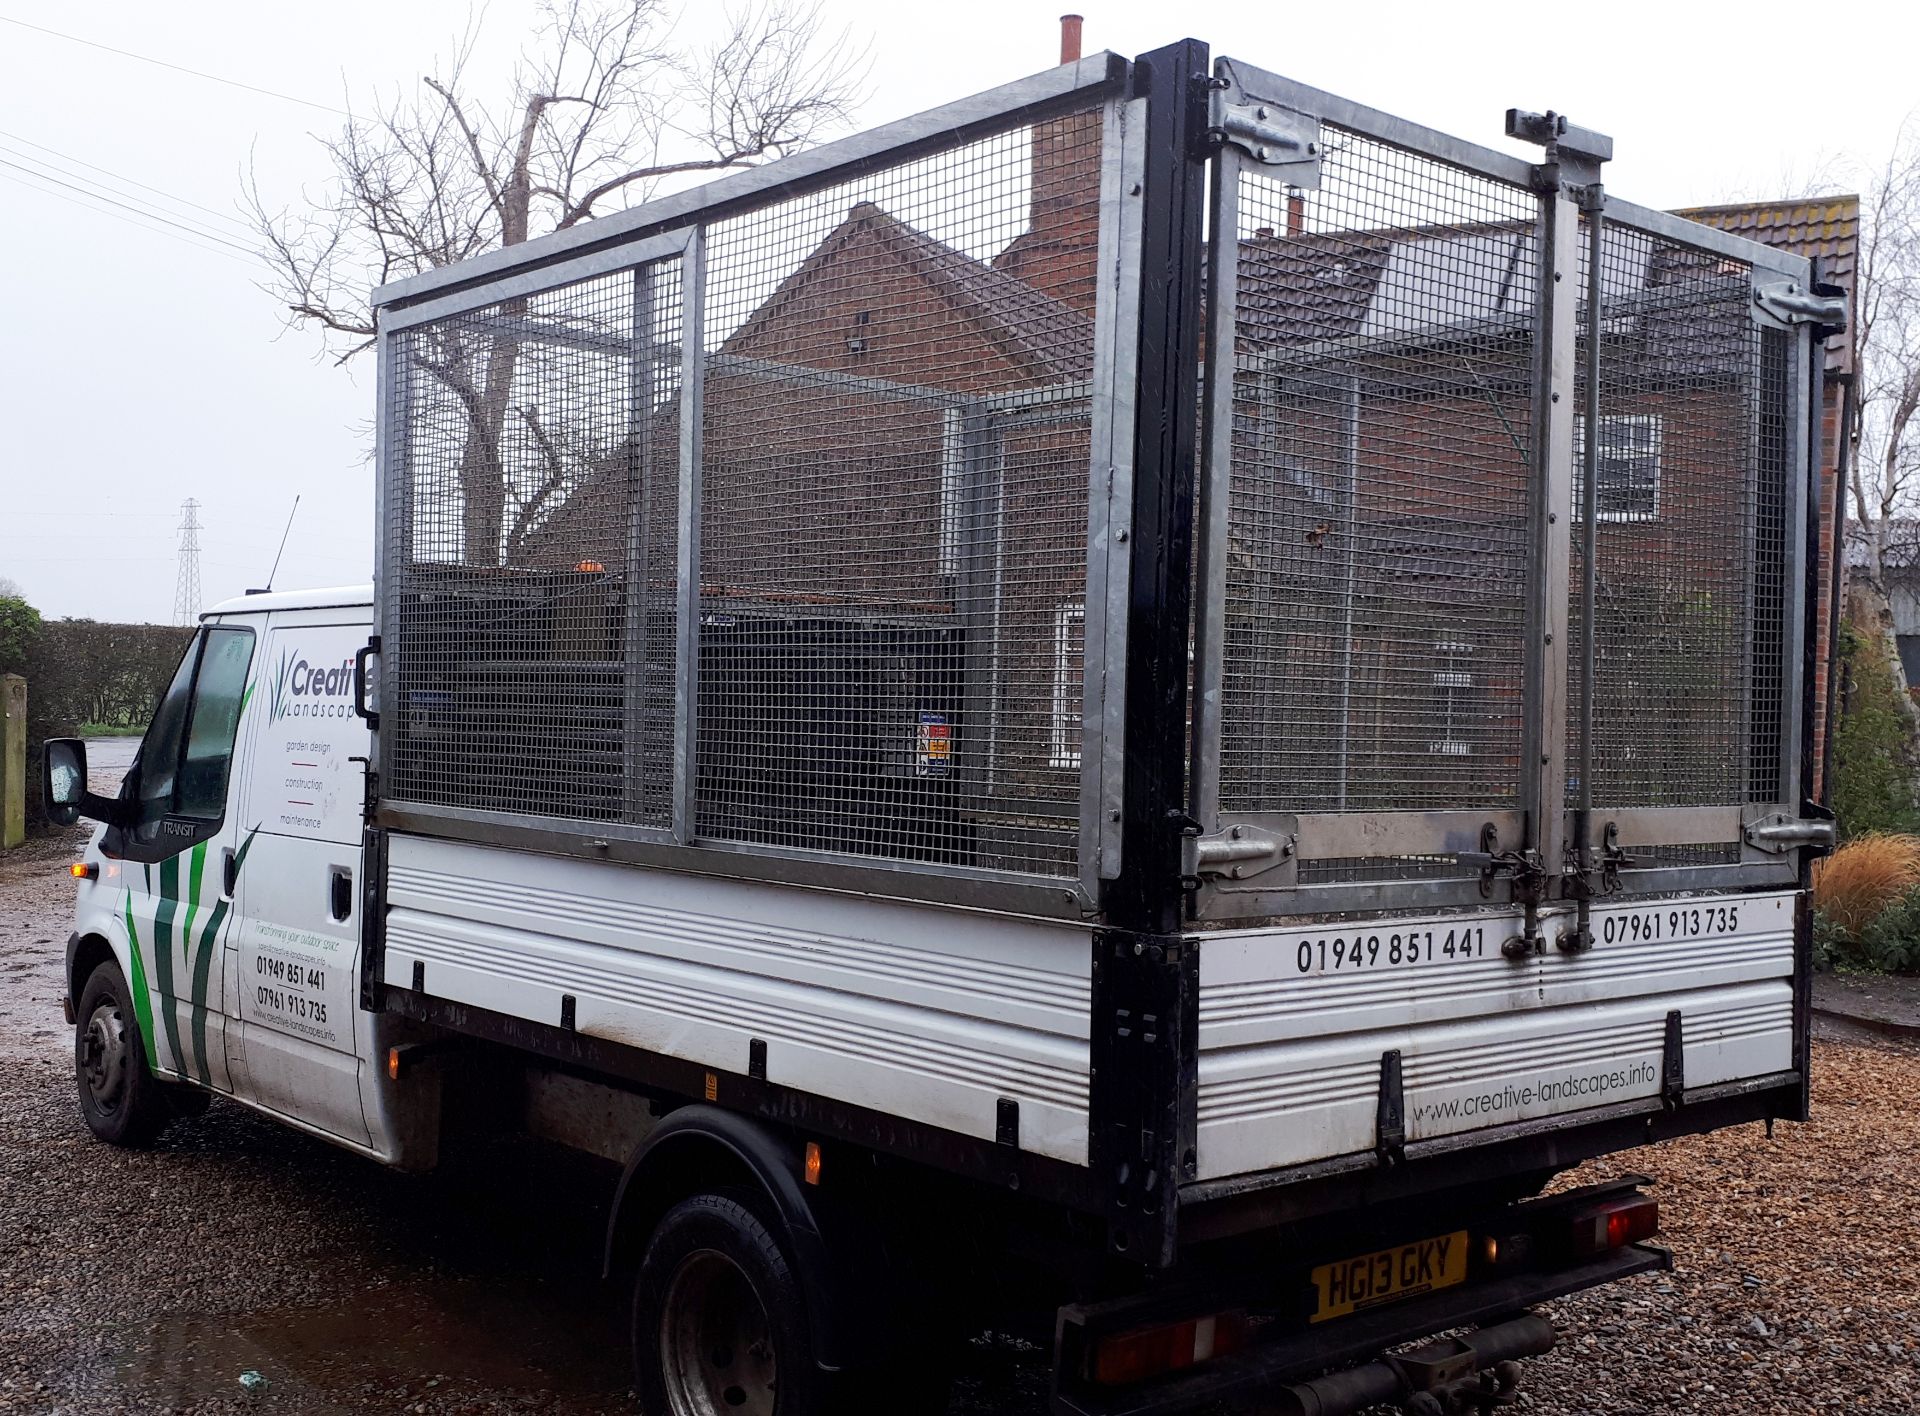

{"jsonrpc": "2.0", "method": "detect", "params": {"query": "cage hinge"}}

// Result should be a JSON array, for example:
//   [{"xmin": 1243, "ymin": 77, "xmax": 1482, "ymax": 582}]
[
  {"xmin": 1454, "ymin": 822, "xmax": 1545, "ymax": 901},
  {"xmin": 1753, "ymin": 279, "xmax": 1849, "ymax": 336},
  {"xmin": 1185, "ymin": 823, "xmax": 1295, "ymax": 881},
  {"xmin": 1206, "ymin": 70, "xmax": 1321, "ymax": 185},
  {"xmin": 1743, "ymin": 807, "xmax": 1838, "ymax": 855}
]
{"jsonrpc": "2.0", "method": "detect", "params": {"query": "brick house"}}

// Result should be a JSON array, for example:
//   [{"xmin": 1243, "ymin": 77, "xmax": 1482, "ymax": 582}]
[{"xmin": 503, "ymin": 48, "xmax": 1857, "ymax": 858}]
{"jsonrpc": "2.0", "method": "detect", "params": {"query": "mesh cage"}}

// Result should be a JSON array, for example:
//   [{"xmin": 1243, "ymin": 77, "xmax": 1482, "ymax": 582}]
[
  {"xmin": 1571, "ymin": 220, "xmax": 1786, "ymax": 816},
  {"xmin": 1195, "ymin": 57, "xmax": 1815, "ymax": 918},
  {"xmin": 381, "ymin": 99, "xmax": 1111, "ymax": 884},
  {"xmin": 1215, "ymin": 130, "xmax": 1540, "ymax": 821}
]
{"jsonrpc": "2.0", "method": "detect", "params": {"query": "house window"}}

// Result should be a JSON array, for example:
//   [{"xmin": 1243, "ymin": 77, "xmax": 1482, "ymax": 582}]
[
  {"xmin": 1574, "ymin": 414, "xmax": 1662, "ymax": 521},
  {"xmin": 1051, "ymin": 602, "xmax": 1086, "ymax": 769}
]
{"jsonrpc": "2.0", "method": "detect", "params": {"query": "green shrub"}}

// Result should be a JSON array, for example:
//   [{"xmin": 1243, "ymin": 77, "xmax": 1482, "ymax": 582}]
[
  {"xmin": 0, "ymin": 595, "xmax": 43, "ymax": 673},
  {"xmin": 1830, "ymin": 621, "xmax": 1920, "ymax": 839},
  {"xmin": 1816, "ymin": 881, "xmax": 1920, "ymax": 974},
  {"xmin": 0, "ymin": 598, "xmax": 192, "ymax": 829}
]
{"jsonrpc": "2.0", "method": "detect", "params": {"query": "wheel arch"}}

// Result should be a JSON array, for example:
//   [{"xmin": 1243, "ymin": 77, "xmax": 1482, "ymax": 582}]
[
  {"xmin": 67, "ymin": 931, "xmax": 121, "ymax": 1013},
  {"xmin": 604, "ymin": 1104, "xmax": 871, "ymax": 1372}
]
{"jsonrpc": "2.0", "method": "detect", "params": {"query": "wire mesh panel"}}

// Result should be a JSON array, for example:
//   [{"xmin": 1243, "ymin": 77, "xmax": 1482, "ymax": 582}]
[
  {"xmin": 378, "ymin": 90, "xmax": 1117, "ymax": 888},
  {"xmin": 387, "ymin": 259, "xmax": 684, "ymax": 828},
  {"xmin": 1571, "ymin": 220, "xmax": 1786, "ymax": 815},
  {"xmin": 1193, "ymin": 57, "xmax": 1817, "ymax": 919},
  {"xmin": 1215, "ymin": 132, "xmax": 1540, "ymax": 821},
  {"xmin": 692, "ymin": 106, "xmax": 1105, "ymax": 875}
]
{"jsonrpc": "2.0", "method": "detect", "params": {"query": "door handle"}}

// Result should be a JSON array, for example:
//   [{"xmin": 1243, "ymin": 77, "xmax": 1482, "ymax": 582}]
[
  {"xmin": 329, "ymin": 866, "xmax": 354, "ymax": 923},
  {"xmin": 222, "ymin": 847, "xmax": 238, "ymax": 898}
]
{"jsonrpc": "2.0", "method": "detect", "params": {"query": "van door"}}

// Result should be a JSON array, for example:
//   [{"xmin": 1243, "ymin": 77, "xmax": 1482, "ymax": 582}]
[
  {"xmin": 227, "ymin": 614, "xmax": 372, "ymax": 1146},
  {"xmin": 113, "ymin": 621, "xmax": 259, "ymax": 1092}
]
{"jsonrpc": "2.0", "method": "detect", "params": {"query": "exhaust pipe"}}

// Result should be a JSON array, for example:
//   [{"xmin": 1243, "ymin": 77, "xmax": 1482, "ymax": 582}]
[{"xmin": 1267, "ymin": 1313, "xmax": 1555, "ymax": 1416}]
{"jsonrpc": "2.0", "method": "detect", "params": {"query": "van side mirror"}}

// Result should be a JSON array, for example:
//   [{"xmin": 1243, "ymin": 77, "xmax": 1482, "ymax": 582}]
[{"xmin": 42, "ymin": 738, "xmax": 90, "ymax": 826}]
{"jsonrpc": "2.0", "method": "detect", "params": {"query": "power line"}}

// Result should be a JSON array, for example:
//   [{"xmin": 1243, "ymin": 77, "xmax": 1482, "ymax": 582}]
[
  {"xmin": 0, "ymin": 145, "xmax": 259, "ymax": 259},
  {"xmin": 0, "ymin": 14, "xmax": 348, "ymax": 117},
  {"xmin": 0, "ymin": 157, "xmax": 259, "ymax": 259},
  {"xmin": 0, "ymin": 167, "xmax": 256, "ymax": 266},
  {"xmin": 0, "ymin": 128, "xmax": 252, "ymax": 230},
  {"xmin": 0, "ymin": 154, "xmax": 254, "ymax": 251}
]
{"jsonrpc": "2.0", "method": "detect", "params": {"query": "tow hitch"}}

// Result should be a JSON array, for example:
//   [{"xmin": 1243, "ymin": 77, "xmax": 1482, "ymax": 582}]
[{"xmin": 1268, "ymin": 1313, "xmax": 1554, "ymax": 1416}]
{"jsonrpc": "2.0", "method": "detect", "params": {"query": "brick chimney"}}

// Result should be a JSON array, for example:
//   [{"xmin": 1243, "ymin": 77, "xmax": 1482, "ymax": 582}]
[{"xmin": 991, "ymin": 15, "xmax": 1102, "ymax": 313}]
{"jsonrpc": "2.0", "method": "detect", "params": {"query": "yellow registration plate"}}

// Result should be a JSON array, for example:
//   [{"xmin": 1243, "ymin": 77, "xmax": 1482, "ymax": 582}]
[{"xmin": 1311, "ymin": 1230, "xmax": 1469, "ymax": 1323}]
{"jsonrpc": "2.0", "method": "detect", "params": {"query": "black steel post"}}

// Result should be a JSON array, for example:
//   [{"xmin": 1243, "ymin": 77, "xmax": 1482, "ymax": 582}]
[
  {"xmin": 1105, "ymin": 38, "xmax": 1209, "ymax": 937},
  {"xmin": 1086, "ymin": 37, "xmax": 1210, "ymax": 1269}
]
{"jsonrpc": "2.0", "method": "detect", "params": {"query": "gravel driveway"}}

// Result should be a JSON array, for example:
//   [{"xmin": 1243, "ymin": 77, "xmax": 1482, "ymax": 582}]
[{"xmin": 3, "ymin": 822, "xmax": 1915, "ymax": 1414}]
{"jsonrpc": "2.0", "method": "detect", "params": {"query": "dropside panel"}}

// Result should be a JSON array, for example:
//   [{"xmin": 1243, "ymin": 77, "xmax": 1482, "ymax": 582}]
[
  {"xmin": 381, "ymin": 835, "xmax": 1095, "ymax": 1164},
  {"xmin": 1195, "ymin": 891, "xmax": 1795, "ymax": 1181}
]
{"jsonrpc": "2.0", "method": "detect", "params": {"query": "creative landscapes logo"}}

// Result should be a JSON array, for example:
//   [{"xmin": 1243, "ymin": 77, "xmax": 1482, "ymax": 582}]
[{"xmin": 269, "ymin": 647, "xmax": 356, "ymax": 722}]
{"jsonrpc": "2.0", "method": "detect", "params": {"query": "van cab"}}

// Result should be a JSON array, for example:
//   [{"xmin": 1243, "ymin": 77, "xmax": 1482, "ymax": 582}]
[{"xmin": 49, "ymin": 586, "xmax": 427, "ymax": 1160}]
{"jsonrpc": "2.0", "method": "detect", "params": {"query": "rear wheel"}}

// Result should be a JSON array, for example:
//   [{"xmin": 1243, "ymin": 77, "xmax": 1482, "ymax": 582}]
[
  {"xmin": 631, "ymin": 1189, "xmax": 952, "ymax": 1415},
  {"xmin": 634, "ymin": 1192, "xmax": 818, "ymax": 1416},
  {"xmin": 74, "ymin": 960, "xmax": 172, "ymax": 1147}
]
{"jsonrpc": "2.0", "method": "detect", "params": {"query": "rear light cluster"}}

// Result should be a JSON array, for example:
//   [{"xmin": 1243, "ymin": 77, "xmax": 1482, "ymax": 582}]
[
  {"xmin": 1091, "ymin": 1310, "xmax": 1248, "ymax": 1386},
  {"xmin": 1484, "ymin": 1193, "xmax": 1660, "ymax": 1270},
  {"xmin": 1568, "ymin": 1195, "xmax": 1660, "ymax": 1257}
]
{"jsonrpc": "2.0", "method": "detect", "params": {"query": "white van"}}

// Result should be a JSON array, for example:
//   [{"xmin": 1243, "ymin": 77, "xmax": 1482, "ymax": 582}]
[{"xmin": 41, "ymin": 39, "xmax": 1843, "ymax": 1416}]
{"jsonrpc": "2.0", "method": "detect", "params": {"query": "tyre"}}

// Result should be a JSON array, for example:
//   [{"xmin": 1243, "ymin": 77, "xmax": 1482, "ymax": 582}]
[
  {"xmin": 74, "ymin": 960, "xmax": 173, "ymax": 1147},
  {"xmin": 634, "ymin": 1192, "xmax": 819, "ymax": 1416}
]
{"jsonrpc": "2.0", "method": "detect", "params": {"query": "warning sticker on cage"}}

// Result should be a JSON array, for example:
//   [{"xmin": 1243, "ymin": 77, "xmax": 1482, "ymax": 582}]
[{"xmin": 917, "ymin": 713, "xmax": 951, "ymax": 777}]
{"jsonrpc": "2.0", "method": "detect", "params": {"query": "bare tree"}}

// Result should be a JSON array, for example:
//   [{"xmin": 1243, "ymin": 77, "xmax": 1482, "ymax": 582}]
[
  {"xmin": 1834, "ymin": 116, "xmax": 1920, "ymax": 752},
  {"xmin": 1850, "ymin": 118, "xmax": 1920, "ymax": 594},
  {"xmin": 248, "ymin": 0, "xmax": 863, "ymax": 560}
]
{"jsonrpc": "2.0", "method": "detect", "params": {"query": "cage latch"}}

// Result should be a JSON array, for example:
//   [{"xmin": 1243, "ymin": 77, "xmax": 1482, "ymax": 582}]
[
  {"xmin": 1185, "ymin": 823, "xmax": 1294, "ymax": 881},
  {"xmin": 1743, "ymin": 807, "xmax": 1838, "ymax": 855},
  {"xmin": 1207, "ymin": 89, "xmax": 1322, "ymax": 185},
  {"xmin": 1753, "ymin": 279, "xmax": 1849, "ymax": 336},
  {"xmin": 1454, "ymin": 822, "xmax": 1545, "ymax": 901},
  {"xmin": 1565, "ymin": 820, "xmax": 1635, "ymax": 901}
]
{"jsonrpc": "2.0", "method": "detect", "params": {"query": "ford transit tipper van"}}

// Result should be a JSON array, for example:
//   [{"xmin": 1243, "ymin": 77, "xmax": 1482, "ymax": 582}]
[{"xmin": 43, "ymin": 41, "xmax": 1845, "ymax": 1416}]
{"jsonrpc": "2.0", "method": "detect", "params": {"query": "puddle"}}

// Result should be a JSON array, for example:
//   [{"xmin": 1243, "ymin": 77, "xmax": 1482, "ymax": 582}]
[{"xmin": 114, "ymin": 1276, "xmax": 631, "ymax": 1411}]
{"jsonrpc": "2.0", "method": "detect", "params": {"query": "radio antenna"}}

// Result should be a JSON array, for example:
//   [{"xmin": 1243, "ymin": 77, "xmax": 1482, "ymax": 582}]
[{"xmin": 261, "ymin": 495, "xmax": 300, "ymax": 593}]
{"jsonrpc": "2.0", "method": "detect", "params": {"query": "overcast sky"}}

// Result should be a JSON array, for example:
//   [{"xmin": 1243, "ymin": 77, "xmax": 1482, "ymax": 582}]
[{"xmin": 3, "ymin": 0, "xmax": 1915, "ymax": 623}]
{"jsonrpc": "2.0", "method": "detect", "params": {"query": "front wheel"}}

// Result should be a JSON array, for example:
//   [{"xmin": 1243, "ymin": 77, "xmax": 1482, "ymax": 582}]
[{"xmin": 74, "ymin": 960, "xmax": 173, "ymax": 1147}]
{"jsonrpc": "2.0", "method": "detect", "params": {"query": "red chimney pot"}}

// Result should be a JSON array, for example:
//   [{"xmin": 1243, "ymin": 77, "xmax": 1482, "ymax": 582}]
[{"xmin": 1060, "ymin": 14, "xmax": 1083, "ymax": 63}]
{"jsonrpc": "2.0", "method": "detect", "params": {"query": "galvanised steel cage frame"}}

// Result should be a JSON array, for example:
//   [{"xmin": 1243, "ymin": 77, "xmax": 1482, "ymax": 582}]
[
  {"xmin": 368, "ymin": 44, "xmax": 1837, "ymax": 930},
  {"xmin": 1188, "ymin": 59, "xmax": 1834, "ymax": 922}
]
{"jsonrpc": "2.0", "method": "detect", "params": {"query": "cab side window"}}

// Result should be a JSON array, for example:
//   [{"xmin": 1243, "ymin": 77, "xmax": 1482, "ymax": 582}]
[
  {"xmin": 133, "ymin": 638, "xmax": 202, "ymax": 832},
  {"xmin": 177, "ymin": 628, "xmax": 255, "ymax": 819},
  {"xmin": 131, "ymin": 626, "xmax": 256, "ymax": 841}
]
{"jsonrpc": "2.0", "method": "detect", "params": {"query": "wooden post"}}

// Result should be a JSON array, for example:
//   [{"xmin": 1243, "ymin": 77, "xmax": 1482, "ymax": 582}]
[{"xmin": 1, "ymin": 675, "xmax": 24, "ymax": 849}]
